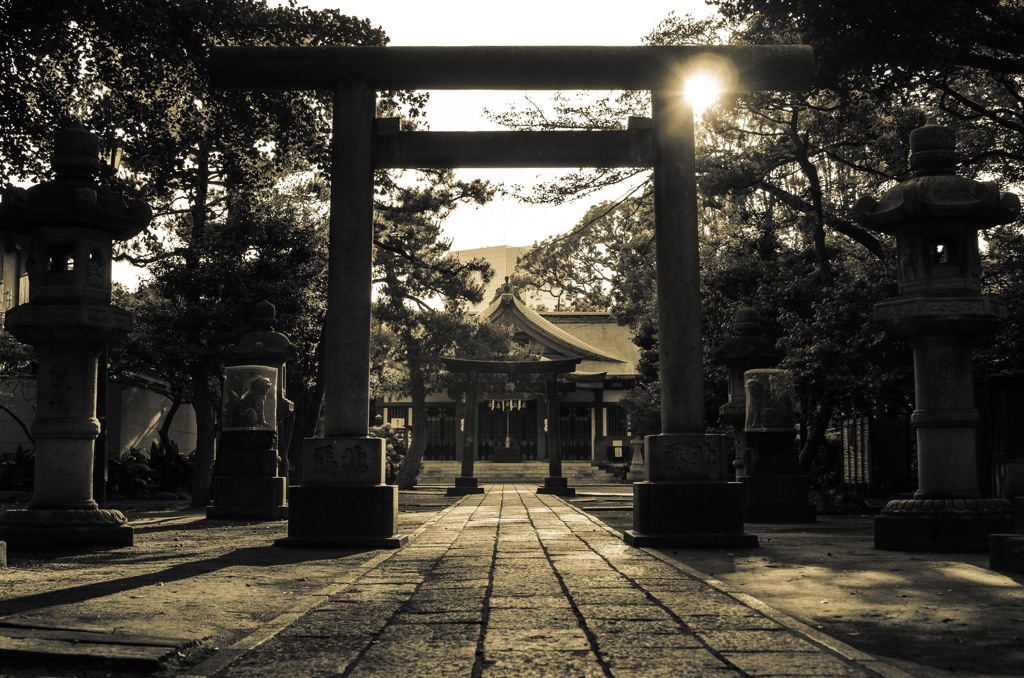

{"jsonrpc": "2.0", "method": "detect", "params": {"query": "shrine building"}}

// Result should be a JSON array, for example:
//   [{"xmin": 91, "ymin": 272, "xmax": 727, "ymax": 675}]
[{"xmin": 375, "ymin": 275, "xmax": 640, "ymax": 468}]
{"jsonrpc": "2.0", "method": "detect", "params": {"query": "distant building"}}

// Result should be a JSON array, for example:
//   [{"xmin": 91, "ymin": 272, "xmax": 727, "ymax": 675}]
[
  {"xmin": 0, "ymin": 233, "xmax": 29, "ymax": 311},
  {"xmin": 452, "ymin": 244, "xmax": 560, "ymax": 312},
  {"xmin": 376, "ymin": 276, "xmax": 640, "ymax": 467}
]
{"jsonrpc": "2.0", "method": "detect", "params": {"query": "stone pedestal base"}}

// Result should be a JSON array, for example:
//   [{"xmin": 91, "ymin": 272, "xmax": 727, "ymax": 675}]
[
  {"xmin": 0, "ymin": 541, "xmax": 6, "ymax": 567},
  {"xmin": 625, "ymin": 481, "xmax": 758, "ymax": 548},
  {"xmin": 207, "ymin": 435, "xmax": 287, "ymax": 520},
  {"xmin": 447, "ymin": 476, "xmax": 485, "ymax": 496},
  {"xmin": 990, "ymin": 534, "xmax": 1024, "ymax": 573},
  {"xmin": 207, "ymin": 476, "xmax": 287, "ymax": 520},
  {"xmin": 874, "ymin": 498, "xmax": 1013, "ymax": 552},
  {"xmin": 743, "ymin": 475, "xmax": 816, "ymax": 522},
  {"xmin": 537, "ymin": 476, "xmax": 575, "ymax": 496},
  {"xmin": 0, "ymin": 508, "xmax": 133, "ymax": 548},
  {"xmin": 275, "ymin": 484, "xmax": 406, "ymax": 549}
]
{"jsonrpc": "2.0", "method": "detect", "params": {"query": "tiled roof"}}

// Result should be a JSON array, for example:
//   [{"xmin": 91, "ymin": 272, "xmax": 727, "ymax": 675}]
[{"xmin": 481, "ymin": 280, "xmax": 638, "ymax": 376}]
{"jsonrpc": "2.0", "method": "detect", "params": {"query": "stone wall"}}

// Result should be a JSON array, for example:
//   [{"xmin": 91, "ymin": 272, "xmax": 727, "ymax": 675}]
[{"xmin": 0, "ymin": 376, "xmax": 197, "ymax": 459}]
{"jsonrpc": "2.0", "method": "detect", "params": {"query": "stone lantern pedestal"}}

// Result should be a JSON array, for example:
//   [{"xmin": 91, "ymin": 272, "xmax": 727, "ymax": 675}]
[
  {"xmin": 856, "ymin": 121, "xmax": 1019, "ymax": 551},
  {"xmin": 208, "ymin": 301, "xmax": 296, "ymax": 520},
  {"xmin": 711, "ymin": 309, "xmax": 812, "ymax": 521},
  {"xmin": 742, "ymin": 369, "xmax": 815, "ymax": 522},
  {"xmin": 0, "ymin": 125, "xmax": 150, "ymax": 548}
]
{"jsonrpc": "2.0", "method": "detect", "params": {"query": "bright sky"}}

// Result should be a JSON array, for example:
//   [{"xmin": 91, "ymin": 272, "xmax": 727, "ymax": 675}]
[{"xmin": 299, "ymin": 0, "xmax": 717, "ymax": 250}]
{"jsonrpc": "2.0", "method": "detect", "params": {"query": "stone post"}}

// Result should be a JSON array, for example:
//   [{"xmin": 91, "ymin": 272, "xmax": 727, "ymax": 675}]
[
  {"xmin": 0, "ymin": 124, "xmax": 151, "ymax": 548},
  {"xmin": 208, "ymin": 301, "xmax": 295, "ymax": 520},
  {"xmin": 448, "ymin": 371, "xmax": 484, "ymax": 496},
  {"xmin": 538, "ymin": 371, "xmax": 574, "ymax": 496},
  {"xmin": 625, "ymin": 90, "xmax": 756, "ymax": 547},
  {"xmin": 855, "ymin": 121, "xmax": 1019, "ymax": 551}
]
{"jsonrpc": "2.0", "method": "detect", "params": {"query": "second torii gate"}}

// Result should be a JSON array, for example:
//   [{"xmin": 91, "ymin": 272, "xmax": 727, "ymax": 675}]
[{"xmin": 210, "ymin": 45, "xmax": 813, "ymax": 548}]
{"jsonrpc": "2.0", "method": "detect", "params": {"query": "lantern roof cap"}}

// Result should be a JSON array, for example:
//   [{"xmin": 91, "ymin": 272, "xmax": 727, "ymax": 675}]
[
  {"xmin": 711, "ymin": 307, "xmax": 783, "ymax": 368},
  {"xmin": 855, "ymin": 122, "xmax": 1019, "ymax": 233},
  {"xmin": 0, "ymin": 125, "xmax": 151, "ymax": 240},
  {"xmin": 225, "ymin": 301, "xmax": 297, "ymax": 366}
]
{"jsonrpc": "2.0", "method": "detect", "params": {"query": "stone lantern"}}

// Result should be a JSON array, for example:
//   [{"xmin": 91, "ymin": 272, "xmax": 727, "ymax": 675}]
[
  {"xmin": 208, "ymin": 300, "xmax": 296, "ymax": 520},
  {"xmin": 855, "ymin": 121, "xmax": 1020, "ymax": 551},
  {"xmin": 0, "ymin": 124, "xmax": 151, "ymax": 547}
]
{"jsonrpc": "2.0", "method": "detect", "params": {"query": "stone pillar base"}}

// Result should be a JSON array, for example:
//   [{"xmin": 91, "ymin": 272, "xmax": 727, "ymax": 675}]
[
  {"xmin": 742, "ymin": 475, "xmax": 816, "ymax": 522},
  {"xmin": 208, "ymin": 476, "xmax": 287, "ymax": 520},
  {"xmin": 275, "ymin": 484, "xmax": 406, "ymax": 549},
  {"xmin": 875, "ymin": 498, "xmax": 1013, "ymax": 552},
  {"xmin": 1, "ymin": 541, "xmax": 7, "ymax": 567},
  {"xmin": 0, "ymin": 508, "xmax": 133, "ymax": 548},
  {"xmin": 447, "ymin": 477, "xmax": 485, "ymax": 496},
  {"xmin": 625, "ymin": 481, "xmax": 758, "ymax": 548},
  {"xmin": 537, "ymin": 476, "xmax": 575, "ymax": 496}
]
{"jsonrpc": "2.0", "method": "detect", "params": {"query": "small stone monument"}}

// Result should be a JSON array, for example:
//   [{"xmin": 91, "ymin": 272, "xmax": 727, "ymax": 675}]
[
  {"xmin": 208, "ymin": 301, "xmax": 295, "ymax": 520},
  {"xmin": 742, "ymin": 369, "xmax": 815, "ymax": 522},
  {"xmin": 855, "ymin": 120, "xmax": 1020, "ymax": 551},
  {"xmin": 0, "ymin": 124, "xmax": 151, "ymax": 547},
  {"xmin": 711, "ymin": 307, "xmax": 784, "ymax": 477}
]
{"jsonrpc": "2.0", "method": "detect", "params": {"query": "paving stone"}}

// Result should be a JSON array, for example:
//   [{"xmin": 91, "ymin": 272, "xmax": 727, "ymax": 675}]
[
  {"xmin": 392, "ymin": 610, "xmax": 485, "ymax": 624},
  {"xmin": 490, "ymin": 580, "xmax": 565, "ymax": 597},
  {"xmin": 585, "ymin": 618, "xmax": 685, "ymax": 635},
  {"xmin": 317, "ymin": 600, "xmax": 404, "ymax": 616},
  {"xmin": 565, "ymin": 586, "xmax": 651, "ymax": 605},
  {"xmin": 574, "ymin": 602, "xmax": 673, "ymax": 620},
  {"xmin": 484, "ymin": 627, "xmax": 591, "ymax": 652},
  {"xmin": 228, "ymin": 634, "xmax": 364, "ymax": 674},
  {"xmin": 721, "ymin": 650, "xmax": 872, "ymax": 676},
  {"xmin": 631, "ymin": 576, "xmax": 710, "ymax": 593},
  {"xmin": 559, "ymin": 573, "xmax": 633, "ymax": 589},
  {"xmin": 698, "ymin": 629, "xmax": 826, "ymax": 652},
  {"xmin": 660, "ymin": 598, "xmax": 764, "ymax": 617},
  {"xmin": 489, "ymin": 595, "xmax": 570, "ymax": 609},
  {"xmin": 278, "ymin": 608, "xmax": 391, "ymax": 637},
  {"xmin": 601, "ymin": 648, "xmax": 728, "ymax": 673},
  {"xmin": 487, "ymin": 607, "xmax": 579, "ymax": 629},
  {"xmin": 679, "ymin": 612, "xmax": 785, "ymax": 632},
  {"xmin": 480, "ymin": 650, "xmax": 606, "ymax": 677},
  {"xmin": 404, "ymin": 593, "xmax": 486, "ymax": 612}
]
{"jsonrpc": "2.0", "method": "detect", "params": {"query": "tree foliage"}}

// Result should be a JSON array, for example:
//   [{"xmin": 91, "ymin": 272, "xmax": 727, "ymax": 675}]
[
  {"xmin": 0, "ymin": 0, "xmax": 498, "ymax": 501},
  {"xmin": 499, "ymin": 6, "xmax": 1021, "ymax": 475}
]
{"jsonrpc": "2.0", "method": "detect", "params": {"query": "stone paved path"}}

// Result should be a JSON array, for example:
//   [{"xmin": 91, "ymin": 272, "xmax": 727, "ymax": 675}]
[{"xmin": 189, "ymin": 486, "xmax": 908, "ymax": 677}]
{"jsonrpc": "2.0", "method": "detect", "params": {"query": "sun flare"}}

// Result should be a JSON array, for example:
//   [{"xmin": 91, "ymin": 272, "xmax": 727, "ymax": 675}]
[{"xmin": 683, "ymin": 74, "xmax": 722, "ymax": 116}]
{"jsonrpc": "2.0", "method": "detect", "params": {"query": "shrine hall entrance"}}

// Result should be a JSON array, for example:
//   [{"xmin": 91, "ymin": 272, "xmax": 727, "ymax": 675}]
[{"xmin": 478, "ymin": 399, "xmax": 540, "ymax": 461}]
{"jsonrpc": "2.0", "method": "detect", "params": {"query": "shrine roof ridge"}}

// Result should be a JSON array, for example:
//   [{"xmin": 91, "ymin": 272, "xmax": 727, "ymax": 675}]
[
  {"xmin": 443, "ymin": 357, "xmax": 582, "ymax": 374},
  {"xmin": 210, "ymin": 44, "xmax": 814, "ymax": 92}
]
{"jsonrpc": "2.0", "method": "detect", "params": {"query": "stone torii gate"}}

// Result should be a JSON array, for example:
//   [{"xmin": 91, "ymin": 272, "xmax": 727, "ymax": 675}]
[
  {"xmin": 442, "ymin": 356, "xmax": 583, "ymax": 497},
  {"xmin": 210, "ymin": 45, "xmax": 813, "ymax": 548}
]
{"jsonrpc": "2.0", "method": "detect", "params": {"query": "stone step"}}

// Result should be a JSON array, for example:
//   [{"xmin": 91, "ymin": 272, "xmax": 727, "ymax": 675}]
[{"xmin": 416, "ymin": 461, "xmax": 621, "ymax": 485}]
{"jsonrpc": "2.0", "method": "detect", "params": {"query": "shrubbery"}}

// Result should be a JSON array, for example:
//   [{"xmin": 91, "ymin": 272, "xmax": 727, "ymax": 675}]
[
  {"xmin": 0, "ymin": 445, "xmax": 34, "ymax": 492},
  {"xmin": 107, "ymin": 440, "xmax": 194, "ymax": 499},
  {"xmin": 369, "ymin": 423, "xmax": 410, "ymax": 485}
]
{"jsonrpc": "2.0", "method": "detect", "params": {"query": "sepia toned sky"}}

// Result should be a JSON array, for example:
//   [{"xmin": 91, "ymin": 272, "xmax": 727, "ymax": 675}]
[{"xmin": 293, "ymin": 1, "xmax": 716, "ymax": 250}]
